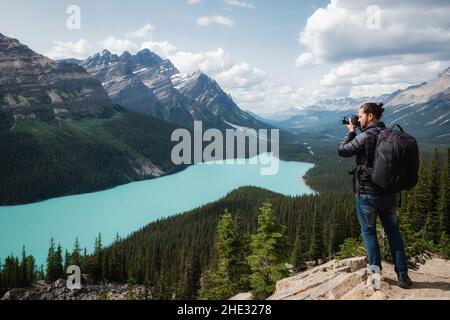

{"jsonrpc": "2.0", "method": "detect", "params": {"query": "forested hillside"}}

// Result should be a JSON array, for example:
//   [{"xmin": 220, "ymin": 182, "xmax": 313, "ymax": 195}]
[
  {"xmin": 0, "ymin": 106, "xmax": 188, "ymax": 205},
  {"xmin": 2, "ymin": 147, "xmax": 448, "ymax": 299}
]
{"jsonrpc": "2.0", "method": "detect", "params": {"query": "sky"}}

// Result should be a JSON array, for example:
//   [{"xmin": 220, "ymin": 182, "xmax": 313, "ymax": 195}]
[{"xmin": 1, "ymin": 0, "xmax": 450, "ymax": 116}]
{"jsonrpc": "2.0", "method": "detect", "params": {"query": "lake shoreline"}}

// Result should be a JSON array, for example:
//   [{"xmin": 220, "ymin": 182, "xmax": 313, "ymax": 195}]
[{"xmin": 0, "ymin": 153, "xmax": 316, "ymax": 265}]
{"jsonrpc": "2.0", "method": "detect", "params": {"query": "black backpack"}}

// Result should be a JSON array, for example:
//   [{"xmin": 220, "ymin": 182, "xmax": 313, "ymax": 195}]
[{"xmin": 365, "ymin": 124, "xmax": 419, "ymax": 193}]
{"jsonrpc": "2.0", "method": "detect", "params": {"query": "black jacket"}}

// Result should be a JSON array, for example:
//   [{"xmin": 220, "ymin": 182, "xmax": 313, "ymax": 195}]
[{"xmin": 338, "ymin": 122, "xmax": 387, "ymax": 195}]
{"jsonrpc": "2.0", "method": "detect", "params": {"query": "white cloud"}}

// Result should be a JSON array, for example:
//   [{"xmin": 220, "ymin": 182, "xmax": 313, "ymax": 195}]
[
  {"xmin": 196, "ymin": 15, "xmax": 235, "ymax": 27},
  {"xmin": 295, "ymin": 52, "xmax": 321, "ymax": 68},
  {"xmin": 168, "ymin": 48, "xmax": 233, "ymax": 74},
  {"xmin": 99, "ymin": 36, "xmax": 139, "ymax": 54},
  {"xmin": 164, "ymin": 46, "xmax": 305, "ymax": 114},
  {"xmin": 223, "ymin": 0, "xmax": 255, "ymax": 9},
  {"xmin": 215, "ymin": 63, "xmax": 267, "ymax": 89},
  {"xmin": 296, "ymin": 0, "xmax": 450, "ymax": 66},
  {"xmin": 126, "ymin": 23, "xmax": 154, "ymax": 39},
  {"xmin": 187, "ymin": 0, "xmax": 202, "ymax": 4},
  {"xmin": 228, "ymin": 82, "xmax": 309, "ymax": 114},
  {"xmin": 318, "ymin": 58, "xmax": 450, "ymax": 98},
  {"xmin": 295, "ymin": 0, "xmax": 450, "ymax": 100},
  {"xmin": 141, "ymin": 41, "xmax": 178, "ymax": 58},
  {"xmin": 46, "ymin": 39, "xmax": 91, "ymax": 60}
]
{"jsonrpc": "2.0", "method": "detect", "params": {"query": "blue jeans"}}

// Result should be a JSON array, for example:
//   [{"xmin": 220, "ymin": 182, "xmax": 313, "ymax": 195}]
[{"xmin": 355, "ymin": 192, "xmax": 408, "ymax": 274}]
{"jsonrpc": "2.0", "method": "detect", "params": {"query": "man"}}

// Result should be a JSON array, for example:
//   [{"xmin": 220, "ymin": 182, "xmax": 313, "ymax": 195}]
[{"xmin": 338, "ymin": 102, "xmax": 412, "ymax": 289}]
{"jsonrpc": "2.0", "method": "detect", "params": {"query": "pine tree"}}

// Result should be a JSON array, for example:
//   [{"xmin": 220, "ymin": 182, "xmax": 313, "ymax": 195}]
[
  {"xmin": 91, "ymin": 233, "xmax": 104, "ymax": 282},
  {"xmin": 398, "ymin": 208, "xmax": 433, "ymax": 271},
  {"xmin": 429, "ymin": 148, "xmax": 442, "ymax": 212},
  {"xmin": 413, "ymin": 153, "xmax": 432, "ymax": 231},
  {"xmin": 437, "ymin": 149, "xmax": 450, "ymax": 236},
  {"xmin": 291, "ymin": 218, "xmax": 308, "ymax": 272},
  {"xmin": 26, "ymin": 255, "xmax": 35, "ymax": 285},
  {"xmin": 439, "ymin": 232, "xmax": 450, "ymax": 259},
  {"xmin": 233, "ymin": 212, "xmax": 252, "ymax": 292},
  {"xmin": 425, "ymin": 149, "xmax": 443, "ymax": 243},
  {"xmin": 336, "ymin": 237, "xmax": 366, "ymax": 260},
  {"xmin": 45, "ymin": 238, "xmax": 56, "ymax": 283},
  {"xmin": 81, "ymin": 247, "xmax": 88, "ymax": 272},
  {"xmin": 109, "ymin": 234, "xmax": 124, "ymax": 283},
  {"xmin": 54, "ymin": 244, "xmax": 64, "ymax": 280},
  {"xmin": 179, "ymin": 246, "xmax": 201, "ymax": 300},
  {"xmin": 64, "ymin": 249, "xmax": 70, "ymax": 273},
  {"xmin": 2, "ymin": 256, "xmax": 19, "ymax": 290},
  {"xmin": 247, "ymin": 201, "xmax": 288, "ymax": 300},
  {"xmin": 37, "ymin": 265, "xmax": 45, "ymax": 281},
  {"xmin": 199, "ymin": 209, "xmax": 240, "ymax": 300},
  {"xmin": 20, "ymin": 245, "xmax": 28, "ymax": 287},
  {"xmin": 308, "ymin": 207, "xmax": 325, "ymax": 264},
  {"xmin": 45, "ymin": 239, "xmax": 65, "ymax": 283},
  {"xmin": 71, "ymin": 237, "xmax": 82, "ymax": 268}
]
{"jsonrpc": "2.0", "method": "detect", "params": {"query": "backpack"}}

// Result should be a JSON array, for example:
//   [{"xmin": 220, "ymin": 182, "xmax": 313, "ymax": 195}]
[{"xmin": 365, "ymin": 124, "xmax": 419, "ymax": 193}]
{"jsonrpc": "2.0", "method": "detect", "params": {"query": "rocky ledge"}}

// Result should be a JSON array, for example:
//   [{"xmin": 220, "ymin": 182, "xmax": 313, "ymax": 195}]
[{"xmin": 231, "ymin": 257, "xmax": 450, "ymax": 300}]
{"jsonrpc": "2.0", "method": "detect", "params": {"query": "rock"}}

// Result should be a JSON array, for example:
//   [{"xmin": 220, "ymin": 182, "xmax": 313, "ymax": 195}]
[
  {"xmin": 270, "ymin": 257, "xmax": 450, "ymax": 300},
  {"xmin": 33, "ymin": 280, "xmax": 47, "ymax": 288},
  {"xmin": 40, "ymin": 293, "xmax": 50, "ymax": 300},
  {"xmin": 230, "ymin": 293, "xmax": 254, "ymax": 300},
  {"xmin": 0, "ymin": 34, "xmax": 115, "ymax": 120},
  {"xmin": 334, "ymin": 257, "xmax": 367, "ymax": 273},
  {"xmin": 53, "ymin": 278, "xmax": 67, "ymax": 289},
  {"xmin": 1, "ymin": 291, "xmax": 12, "ymax": 300},
  {"xmin": 364, "ymin": 288, "xmax": 375, "ymax": 297}
]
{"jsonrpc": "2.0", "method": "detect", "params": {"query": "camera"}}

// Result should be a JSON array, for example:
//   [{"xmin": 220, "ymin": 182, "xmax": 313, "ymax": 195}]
[{"xmin": 341, "ymin": 115, "xmax": 360, "ymax": 127}]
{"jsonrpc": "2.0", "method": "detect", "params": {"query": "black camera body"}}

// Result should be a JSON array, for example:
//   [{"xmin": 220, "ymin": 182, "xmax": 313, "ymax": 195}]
[{"xmin": 341, "ymin": 115, "xmax": 360, "ymax": 127}]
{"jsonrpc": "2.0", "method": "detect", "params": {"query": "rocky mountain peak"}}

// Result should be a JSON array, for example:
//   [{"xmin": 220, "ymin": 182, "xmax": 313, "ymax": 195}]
[
  {"xmin": 133, "ymin": 48, "xmax": 165, "ymax": 68},
  {"xmin": 0, "ymin": 33, "xmax": 22, "ymax": 48},
  {"xmin": 0, "ymin": 33, "xmax": 114, "ymax": 120},
  {"xmin": 120, "ymin": 51, "xmax": 132, "ymax": 60},
  {"xmin": 67, "ymin": 46, "xmax": 267, "ymax": 130}
]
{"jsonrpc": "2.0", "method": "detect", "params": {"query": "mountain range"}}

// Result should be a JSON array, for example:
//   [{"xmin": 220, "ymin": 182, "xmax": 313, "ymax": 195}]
[
  {"xmin": 270, "ymin": 70, "xmax": 450, "ymax": 144},
  {"xmin": 0, "ymin": 33, "xmax": 306, "ymax": 205},
  {"xmin": 61, "ymin": 49, "xmax": 270, "ymax": 131},
  {"xmin": 0, "ymin": 33, "xmax": 189, "ymax": 205}
]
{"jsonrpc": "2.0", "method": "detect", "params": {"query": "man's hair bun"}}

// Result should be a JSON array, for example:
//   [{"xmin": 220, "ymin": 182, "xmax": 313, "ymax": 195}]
[{"xmin": 360, "ymin": 102, "xmax": 385, "ymax": 119}]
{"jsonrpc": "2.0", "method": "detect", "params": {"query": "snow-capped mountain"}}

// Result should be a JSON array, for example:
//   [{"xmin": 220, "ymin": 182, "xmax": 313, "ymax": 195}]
[
  {"xmin": 63, "ymin": 49, "xmax": 270, "ymax": 131},
  {"xmin": 268, "ymin": 97, "xmax": 368, "ymax": 131},
  {"xmin": 312, "ymin": 97, "xmax": 370, "ymax": 111},
  {"xmin": 379, "ymin": 68, "xmax": 450, "ymax": 142},
  {"xmin": 271, "ymin": 68, "xmax": 450, "ymax": 144},
  {"xmin": 385, "ymin": 68, "xmax": 450, "ymax": 107},
  {"xmin": 171, "ymin": 71, "xmax": 263, "ymax": 127}
]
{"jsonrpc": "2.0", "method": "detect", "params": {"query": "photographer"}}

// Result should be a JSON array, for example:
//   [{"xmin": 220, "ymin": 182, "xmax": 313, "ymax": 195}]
[{"xmin": 338, "ymin": 102, "xmax": 412, "ymax": 289}]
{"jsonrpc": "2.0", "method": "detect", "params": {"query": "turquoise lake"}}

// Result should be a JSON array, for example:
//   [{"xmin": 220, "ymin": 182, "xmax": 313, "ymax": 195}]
[{"xmin": 0, "ymin": 154, "xmax": 315, "ymax": 265}]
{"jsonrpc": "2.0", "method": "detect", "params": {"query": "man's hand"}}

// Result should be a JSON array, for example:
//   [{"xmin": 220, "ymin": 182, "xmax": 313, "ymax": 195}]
[{"xmin": 347, "ymin": 120, "xmax": 356, "ymax": 133}]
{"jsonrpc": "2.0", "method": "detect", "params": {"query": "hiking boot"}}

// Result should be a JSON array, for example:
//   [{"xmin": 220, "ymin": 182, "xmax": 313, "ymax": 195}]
[
  {"xmin": 398, "ymin": 272, "xmax": 412, "ymax": 289},
  {"xmin": 367, "ymin": 265, "xmax": 382, "ymax": 291}
]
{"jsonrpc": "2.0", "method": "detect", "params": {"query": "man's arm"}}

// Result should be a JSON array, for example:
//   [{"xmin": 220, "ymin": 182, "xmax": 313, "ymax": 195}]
[{"xmin": 338, "ymin": 131, "xmax": 366, "ymax": 157}]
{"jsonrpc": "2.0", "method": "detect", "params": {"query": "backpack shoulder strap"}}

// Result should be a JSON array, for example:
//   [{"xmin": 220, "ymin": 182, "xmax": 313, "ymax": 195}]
[
  {"xmin": 364, "ymin": 127, "xmax": 381, "ymax": 170},
  {"xmin": 391, "ymin": 124, "xmax": 405, "ymax": 132}
]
